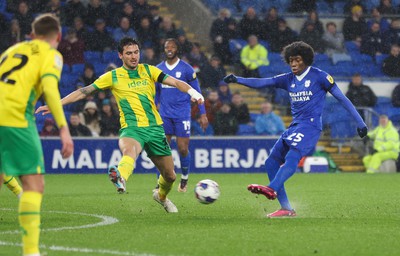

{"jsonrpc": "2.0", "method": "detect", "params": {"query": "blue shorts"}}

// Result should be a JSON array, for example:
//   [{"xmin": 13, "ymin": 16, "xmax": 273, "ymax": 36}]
[
  {"xmin": 270, "ymin": 121, "xmax": 322, "ymax": 162},
  {"xmin": 162, "ymin": 116, "xmax": 191, "ymax": 137}
]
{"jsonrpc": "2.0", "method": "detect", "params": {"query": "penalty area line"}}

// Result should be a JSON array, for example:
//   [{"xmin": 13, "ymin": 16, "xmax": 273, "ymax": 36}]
[{"xmin": 0, "ymin": 240, "xmax": 157, "ymax": 256}]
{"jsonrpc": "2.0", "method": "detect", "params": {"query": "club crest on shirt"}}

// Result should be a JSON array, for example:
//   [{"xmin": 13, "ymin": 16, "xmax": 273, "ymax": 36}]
[
  {"xmin": 305, "ymin": 80, "xmax": 311, "ymax": 87},
  {"xmin": 175, "ymin": 71, "xmax": 181, "ymax": 78},
  {"xmin": 326, "ymin": 75, "xmax": 334, "ymax": 84},
  {"xmin": 54, "ymin": 54, "xmax": 63, "ymax": 71}
]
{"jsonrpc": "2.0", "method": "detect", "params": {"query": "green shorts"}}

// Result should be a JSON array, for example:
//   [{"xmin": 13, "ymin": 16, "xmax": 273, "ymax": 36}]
[
  {"xmin": 0, "ymin": 122, "xmax": 45, "ymax": 176},
  {"xmin": 119, "ymin": 125, "xmax": 171, "ymax": 158}
]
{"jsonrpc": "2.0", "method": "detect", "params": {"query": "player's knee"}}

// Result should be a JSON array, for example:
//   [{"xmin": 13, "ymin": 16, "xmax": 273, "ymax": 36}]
[
  {"xmin": 163, "ymin": 171, "xmax": 176, "ymax": 183},
  {"xmin": 178, "ymin": 147, "xmax": 189, "ymax": 156}
]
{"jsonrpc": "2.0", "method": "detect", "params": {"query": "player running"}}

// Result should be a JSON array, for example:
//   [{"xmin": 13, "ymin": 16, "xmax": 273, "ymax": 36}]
[
  {"xmin": 224, "ymin": 41, "xmax": 368, "ymax": 218},
  {"xmin": 36, "ymin": 37, "xmax": 204, "ymax": 213},
  {"xmin": 155, "ymin": 38, "xmax": 208, "ymax": 192},
  {"xmin": 0, "ymin": 13, "xmax": 74, "ymax": 256}
]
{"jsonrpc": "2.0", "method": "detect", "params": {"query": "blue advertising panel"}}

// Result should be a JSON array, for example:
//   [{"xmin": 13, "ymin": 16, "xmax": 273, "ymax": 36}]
[{"xmin": 42, "ymin": 136, "xmax": 278, "ymax": 174}]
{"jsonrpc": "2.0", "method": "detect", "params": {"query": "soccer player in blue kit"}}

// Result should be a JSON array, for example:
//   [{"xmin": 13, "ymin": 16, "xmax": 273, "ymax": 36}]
[
  {"xmin": 224, "ymin": 41, "xmax": 368, "ymax": 218},
  {"xmin": 155, "ymin": 38, "xmax": 208, "ymax": 192}
]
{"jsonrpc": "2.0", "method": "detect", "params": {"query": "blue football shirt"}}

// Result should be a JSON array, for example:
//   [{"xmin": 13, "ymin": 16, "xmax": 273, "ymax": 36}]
[
  {"xmin": 272, "ymin": 66, "xmax": 334, "ymax": 130},
  {"xmin": 156, "ymin": 59, "xmax": 203, "ymax": 118}
]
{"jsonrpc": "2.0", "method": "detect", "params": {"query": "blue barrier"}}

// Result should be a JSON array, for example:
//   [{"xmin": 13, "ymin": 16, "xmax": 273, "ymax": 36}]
[{"xmin": 42, "ymin": 137, "xmax": 279, "ymax": 174}]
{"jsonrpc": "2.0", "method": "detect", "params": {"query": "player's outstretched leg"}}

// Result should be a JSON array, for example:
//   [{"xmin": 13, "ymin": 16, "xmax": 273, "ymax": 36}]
[
  {"xmin": 153, "ymin": 174, "xmax": 178, "ymax": 213},
  {"xmin": 3, "ymin": 175, "xmax": 23, "ymax": 198},
  {"xmin": 265, "ymin": 157, "xmax": 293, "ymax": 211},
  {"xmin": 108, "ymin": 165, "xmax": 126, "ymax": 193},
  {"xmin": 247, "ymin": 184, "xmax": 277, "ymax": 200}
]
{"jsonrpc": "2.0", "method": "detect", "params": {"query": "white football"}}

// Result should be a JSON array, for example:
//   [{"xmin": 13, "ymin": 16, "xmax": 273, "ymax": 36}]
[{"xmin": 194, "ymin": 179, "xmax": 220, "ymax": 204}]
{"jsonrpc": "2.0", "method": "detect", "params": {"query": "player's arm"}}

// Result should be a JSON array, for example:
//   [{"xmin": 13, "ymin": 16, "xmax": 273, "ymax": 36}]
[
  {"xmin": 162, "ymin": 75, "xmax": 204, "ymax": 104},
  {"xmin": 41, "ymin": 76, "xmax": 74, "ymax": 159},
  {"xmin": 223, "ymin": 74, "xmax": 276, "ymax": 89},
  {"xmin": 36, "ymin": 85, "xmax": 97, "ymax": 115},
  {"xmin": 189, "ymin": 78, "xmax": 208, "ymax": 129},
  {"xmin": 329, "ymin": 85, "xmax": 368, "ymax": 138}
]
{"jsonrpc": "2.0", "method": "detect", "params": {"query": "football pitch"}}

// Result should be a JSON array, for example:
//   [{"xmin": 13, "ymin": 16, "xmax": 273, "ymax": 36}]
[{"xmin": 1, "ymin": 173, "xmax": 399, "ymax": 256}]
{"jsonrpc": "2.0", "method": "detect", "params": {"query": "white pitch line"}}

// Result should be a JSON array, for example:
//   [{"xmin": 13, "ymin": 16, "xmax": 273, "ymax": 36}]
[
  {"xmin": 0, "ymin": 240, "xmax": 157, "ymax": 256},
  {"xmin": 0, "ymin": 208, "xmax": 118, "ymax": 235}
]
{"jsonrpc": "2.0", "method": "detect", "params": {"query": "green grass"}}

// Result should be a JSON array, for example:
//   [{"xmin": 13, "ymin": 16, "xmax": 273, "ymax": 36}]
[{"xmin": 1, "ymin": 173, "xmax": 399, "ymax": 256}]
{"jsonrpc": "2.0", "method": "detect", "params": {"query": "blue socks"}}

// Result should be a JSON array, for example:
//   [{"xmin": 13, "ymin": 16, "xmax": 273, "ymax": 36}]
[
  {"xmin": 180, "ymin": 153, "xmax": 190, "ymax": 179},
  {"xmin": 265, "ymin": 149, "xmax": 302, "ymax": 210}
]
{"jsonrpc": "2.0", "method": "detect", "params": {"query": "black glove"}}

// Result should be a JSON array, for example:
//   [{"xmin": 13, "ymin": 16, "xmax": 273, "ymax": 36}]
[
  {"xmin": 357, "ymin": 126, "xmax": 368, "ymax": 138},
  {"xmin": 223, "ymin": 74, "xmax": 237, "ymax": 83}
]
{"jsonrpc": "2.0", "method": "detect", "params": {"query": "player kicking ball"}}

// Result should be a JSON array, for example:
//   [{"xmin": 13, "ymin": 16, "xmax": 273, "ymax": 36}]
[
  {"xmin": 224, "ymin": 41, "xmax": 368, "ymax": 218},
  {"xmin": 36, "ymin": 37, "xmax": 204, "ymax": 213}
]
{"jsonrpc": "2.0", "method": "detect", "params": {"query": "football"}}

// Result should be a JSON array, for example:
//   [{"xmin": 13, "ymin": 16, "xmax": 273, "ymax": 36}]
[{"xmin": 194, "ymin": 179, "xmax": 220, "ymax": 204}]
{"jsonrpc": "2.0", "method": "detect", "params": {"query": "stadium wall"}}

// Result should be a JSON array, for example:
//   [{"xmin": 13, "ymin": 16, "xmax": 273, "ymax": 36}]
[
  {"xmin": 42, "ymin": 137, "xmax": 279, "ymax": 174},
  {"xmin": 161, "ymin": 0, "xmax": 213, "ymax": 49}
]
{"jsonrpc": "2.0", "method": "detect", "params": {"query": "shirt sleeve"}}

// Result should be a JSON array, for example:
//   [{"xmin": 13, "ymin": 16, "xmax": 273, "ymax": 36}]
[
  {"xmin": 92, "ymin": 71, "xmax": 113, "ymax": 90},
  {"xmin": 187, "ymin": 68, "xmax": 206, "ymax": 115},
  {"xmin": 148, "ymin": 65, "xmax": 163, "ymax": 82},
  {"xmin": 40, "ymin": 49, "xmax": 62, "ymax": 81},
  {"xmin": 40, "ymin": 50, "xmax": 66, "ymax": 128},
  {"xmin": 318, "ymin": 70, "xmax": 335, "ymax": 91}
]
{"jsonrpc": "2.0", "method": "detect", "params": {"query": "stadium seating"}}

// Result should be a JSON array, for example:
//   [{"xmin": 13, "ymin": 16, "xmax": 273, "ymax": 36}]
[
  {"xmin": 237, "ymin": 124, "xmax": 256, "ymax": 136},
  {"xmin": 83, "ymin": 51, "xmax": 102, "ymax": 63},
  {"xmin": 71, "ymin": 63, "xmax": 85, "ymax": 75}
]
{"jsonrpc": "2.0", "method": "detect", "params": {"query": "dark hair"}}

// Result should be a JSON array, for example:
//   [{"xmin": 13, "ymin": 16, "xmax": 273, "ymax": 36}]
[
  {"xmin": 117, "ymin": 37, "xmax": 141, "ymax": 54},
  {"xmin": 282, "ymin": 41, "xmax": 314, "ymax": 66},
  {"xmin": 164, "ymin": 38, "xmax": 180, "ymax": 54},
  {"xmin": 32, "ymin": 13, "xmax": 60, "ymax": 36},
  {"xmin": 326, "ymin": 22, "xmax": 336, "ymax": 29}
]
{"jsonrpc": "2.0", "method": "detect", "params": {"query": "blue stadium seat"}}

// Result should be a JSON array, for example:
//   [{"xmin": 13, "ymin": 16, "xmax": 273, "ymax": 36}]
[
  {"xmin": 237, "ymin": 124, "xmax": 256, "ymax": 136},
  {"xmin": 258, "ymin": 65, "xmax": 275, "ymax": 77},
  {"xmin": 268, "ymin": 53, "xmax": 282, "ymax": 62},
  {"xmin": 60, "ymin": 73, "xmax": 79, "ymax": 88},
  {"xmin": 388, "ymin": 107, "xmax": 400, "ymax": 122},
  {"xmin": 250, "ymin": 113, "xmax": 261, "ymax": 123},
  {"xmin": 84, "ymin": 51, "xmax": 102, "ymax": 63},
  {"xmin": 344, "ymin": 41, "xmax": 360, "ymax": 54},
  {"xmin": 71, "ymin": 63, "xmax": 85, "ymax": 75},
  {"xmin": 102, "ymin": 51, "xmax": 122, "ymax": 65},
  {"xmin": 314, "ymin": 54, "xmax": 330, "ymax": 62},
  {"xmin": 316, "ymin": 1, "xmax": 332, "ymax": 14},
  {"xmin": 374, "ymin": 97, "xmax": 392, "ymax": 115},
  {"xmin": 259, "ymin": 40, "xmax": 270, "ymax": 51},
  {"xmin": 376, "ymin": 54, "xmax": 388, "ymax": 67},
  {"xmin": 333, "ymin": 1, "xmax": 346, "ymax": 14},
  {"xmin": 62, "ymin": 65, "xmax": 71, "ymax": 75},
  {"xmin": 92, "ymin": 62, "xmax": 108, "ymax": 76}
]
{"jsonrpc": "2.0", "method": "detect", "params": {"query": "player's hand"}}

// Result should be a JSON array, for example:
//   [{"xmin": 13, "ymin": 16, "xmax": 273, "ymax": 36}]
[
  {"xmin": 357, "ymin": 126, "xmax": 368, "ymax": 138},
  {"xmin": 199, "ymin": 114, "xmax": 209, "ymax": 131},
  {"xmin": 188, "ymin": 88, "xmax": 204, "ymax": 104},
  {"xmin": 223, "ymin": 74, "xmax": 237, "ymax": 84},
  {"xmin": 59, "ymin": 126, "xmax": 74, "ymax": 159},
  {"xmin": 35, "ymin": 105, "xmax": 51, "ymax": 115}
]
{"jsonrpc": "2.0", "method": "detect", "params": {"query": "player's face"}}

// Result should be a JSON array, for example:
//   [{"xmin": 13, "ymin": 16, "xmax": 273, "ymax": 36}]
[
  {"xmin": 164, "ymin": 41, "xmax": 178, "ymax": 60},
  {"xmin": 289, "ymin": 55, "xmax": 307, "ymax": 75},
  {"xmin": 119, "ymin": 44, "xmax": 140, "ymax": 70}
]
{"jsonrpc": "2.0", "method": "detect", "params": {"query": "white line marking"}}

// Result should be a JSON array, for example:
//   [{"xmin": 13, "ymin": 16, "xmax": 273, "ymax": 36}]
[
  {"xmin": 0, "ymin": 240, "xmax": 157, "ymax": 256},
  {"xmin": 0, "ymin": 208, "xmax": 118, "ymax": 235}
]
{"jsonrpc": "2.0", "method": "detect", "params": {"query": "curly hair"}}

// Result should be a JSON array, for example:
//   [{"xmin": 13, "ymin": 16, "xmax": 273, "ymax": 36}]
[{"xmin": 282, "ymin": 41, "xmax": 314, "ymax": 66}]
